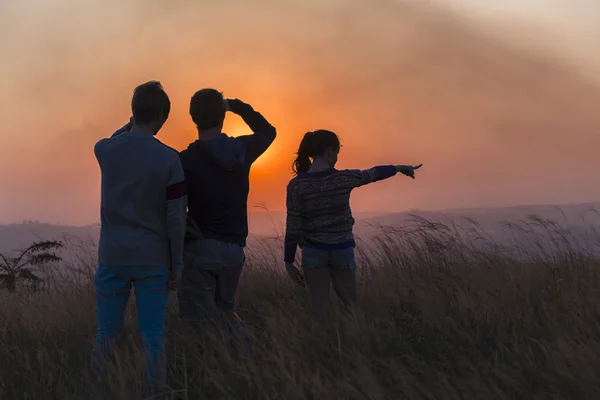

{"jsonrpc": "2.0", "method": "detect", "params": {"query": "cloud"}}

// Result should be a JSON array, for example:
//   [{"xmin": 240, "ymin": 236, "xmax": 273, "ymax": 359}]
[{"xmin": 0, "ymin": 0, "xmax": 599, "ymax": 223}]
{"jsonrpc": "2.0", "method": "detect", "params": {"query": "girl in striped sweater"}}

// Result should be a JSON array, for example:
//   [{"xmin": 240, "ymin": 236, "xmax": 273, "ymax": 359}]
[{"xmin": 284, "ymin": 130, "xmax": 422, "ymax": 317}]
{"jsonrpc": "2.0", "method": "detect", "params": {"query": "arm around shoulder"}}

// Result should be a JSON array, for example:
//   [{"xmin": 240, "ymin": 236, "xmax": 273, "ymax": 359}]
[
  {"xmin": 93, "ymin": 138, "xmax": 108, "ymax": 161},
  {"xmin": 94, "ymin": 118, "xmax": 134, "ymax": 160},
  {"xmin": 110, "ymin": 117, "xmax": 134, "ymax": 138}
]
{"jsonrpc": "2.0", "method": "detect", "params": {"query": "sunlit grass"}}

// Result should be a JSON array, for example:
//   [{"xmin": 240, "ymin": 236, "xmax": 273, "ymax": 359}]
[{"xmin": 1, "ymin": 214, "xmax": 600, "ymax": 399}]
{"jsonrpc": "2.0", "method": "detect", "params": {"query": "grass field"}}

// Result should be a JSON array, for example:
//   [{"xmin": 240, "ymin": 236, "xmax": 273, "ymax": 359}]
[{"xmin": 1, "ymin": 215, "xmax": 600, "ymax": 399}]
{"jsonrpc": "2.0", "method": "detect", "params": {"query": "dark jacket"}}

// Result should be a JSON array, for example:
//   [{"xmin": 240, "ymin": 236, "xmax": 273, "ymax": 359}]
[{"xmin": 179, "ymin": 99, "xmax": 276, "ymax": 246}]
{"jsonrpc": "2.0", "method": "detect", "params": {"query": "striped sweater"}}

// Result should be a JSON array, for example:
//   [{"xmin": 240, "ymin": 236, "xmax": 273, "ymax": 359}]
[{"xmin": 284, "ymin": 166, "xmax": 397, "ymax": 262}]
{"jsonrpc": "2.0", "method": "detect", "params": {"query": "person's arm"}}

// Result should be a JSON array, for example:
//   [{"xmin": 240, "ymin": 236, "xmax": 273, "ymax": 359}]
[
  {"xmin": 93, "ymin": 140, "xmax": 105, "ymax": 163},
  {"xmin": 284, "ymin": 182, "xmax": 302, "ymax": 264},
  {"xmin": 110, "ymin": 117, "xmax": 134, "ymax": 138},
  {"xmin": 347, "ymin": 165, "xmax": 398, "ymax": 187},
  {"xmin": 93, "ymin": 118, "xmax": 134, "ymax": 160},
  {"xmin": 347, "ymin": 164, "xmax": 422, "ymax": 188},
  {"xmin": 165, "ymin": 155, "xmax": 187, "ymax": 282},
  {"xmin": 227, "ymin": 99, "xmax": 277, "ymax": 163}
]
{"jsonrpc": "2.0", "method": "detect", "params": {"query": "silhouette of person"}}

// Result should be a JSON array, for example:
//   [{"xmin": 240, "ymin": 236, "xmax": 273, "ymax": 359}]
[
  {"xmin": 285, "ymin": 129, "xmax": 422, "ymax": 318},
  {"xmin": 178, "ymin": 89, "xmax": 276, "ymax": 353},
  {"xmin": 92, "ymin": 81, "xmax": 186, "ymax": 396}
]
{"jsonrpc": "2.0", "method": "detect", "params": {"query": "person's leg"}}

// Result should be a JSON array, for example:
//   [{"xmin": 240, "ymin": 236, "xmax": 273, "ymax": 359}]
[
  {"xmin": 132, "ymin": 266, "xmax": 169, "ymax": 397},
  {"xmin": 212, "ymin": 242, "xmax": 250, "ymax": 353},
  {"xmin": 331, "ymin": 269, "xmax": 357, "ymax": 306},
  {"xmin": 178, "ymin": 240, "xmax": 219, "ymax": 324},
  {"xmin": 303, "ymin": 268, "xmax": 332, "ymax": 319},
  {"xmin": 302, "ymin": 246, "xmax": 334, "ymax": 319},
  {"xmin": 91, "ymin": 265, "xmax": 131, "ymax": 379},
  {"xmin": 214, "ymin": 242, "xmax": 245, "ymax": 316},
  {"xmin": 330, "ymin": 248, "xmax": 358, "ymax": 309}
]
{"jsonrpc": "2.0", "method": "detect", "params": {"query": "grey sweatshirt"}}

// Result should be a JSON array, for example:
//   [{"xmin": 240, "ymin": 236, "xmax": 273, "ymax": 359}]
[{"xmin": 94, "ymin": 120, "xmax": 187, "ymax": 271}]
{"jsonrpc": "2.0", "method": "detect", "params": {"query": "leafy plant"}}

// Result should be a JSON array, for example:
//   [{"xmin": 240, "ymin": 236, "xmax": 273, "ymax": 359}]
[{"xmin": 0, "ymin": 240, "xmax": 63, "ymax": 292}]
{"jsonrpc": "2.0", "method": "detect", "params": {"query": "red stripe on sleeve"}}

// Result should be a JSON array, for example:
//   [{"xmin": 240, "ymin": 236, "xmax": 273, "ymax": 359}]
[{"xmin": 166, "ymin": 181, "xmax": 187, "ymax": 200}]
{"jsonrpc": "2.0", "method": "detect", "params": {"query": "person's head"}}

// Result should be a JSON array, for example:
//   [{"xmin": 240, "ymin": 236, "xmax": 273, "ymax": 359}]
[
  {"xmin": 131, "ymin": 81, "xmax": 170, "ymax": 135},
  {"xmin": 292, "ymin": 130, "xmax": 341, "ymax": 176},
  {"xmin": 189, "ymin": 88, "xmax": 226, "ymax": 132}
]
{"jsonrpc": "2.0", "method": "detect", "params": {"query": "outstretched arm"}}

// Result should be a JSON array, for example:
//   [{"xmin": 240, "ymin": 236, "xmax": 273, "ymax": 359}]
[
  {"xmin": 227, "ymin": 99, "xmax": 277, "ymax": 163},
  {"xmin": 348, "ymin": 164, "xmax": 422, "ymax": 187},
  {"xmin": 348, "ymin": 165, "xmax": 398, "ymax": 187}
]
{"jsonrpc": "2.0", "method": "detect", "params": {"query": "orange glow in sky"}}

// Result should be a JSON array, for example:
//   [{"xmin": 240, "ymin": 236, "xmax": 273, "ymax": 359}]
[
  {"xmin": 222, "ymin": 115, "xmax": 279, "ymax": 170},
  {"xmin": 0, "ymin": 0, "xmax": 600, "ymax": 225}
]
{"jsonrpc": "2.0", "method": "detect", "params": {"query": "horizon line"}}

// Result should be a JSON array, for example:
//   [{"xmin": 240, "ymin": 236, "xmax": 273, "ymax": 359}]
[{"xmin": 2, "ymin": 200, "xmax": 600, "ymax": 228}]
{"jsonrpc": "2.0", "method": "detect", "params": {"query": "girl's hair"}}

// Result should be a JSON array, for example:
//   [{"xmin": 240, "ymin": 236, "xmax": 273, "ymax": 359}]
[{"xmin": 292, "ymin": 130, "xmax": 340, "ymax": 176}]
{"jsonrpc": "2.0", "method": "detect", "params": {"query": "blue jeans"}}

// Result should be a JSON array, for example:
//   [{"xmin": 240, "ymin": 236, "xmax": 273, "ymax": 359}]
[{"xmin": 91, "ymin": 265, "xmax": 169, "ymax": 395}]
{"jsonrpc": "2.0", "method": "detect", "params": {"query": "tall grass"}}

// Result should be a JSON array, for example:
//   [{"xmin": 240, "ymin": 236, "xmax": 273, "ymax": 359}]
[{"xmin": 1, "ymin": 215, "xmax": 600, "ymax": 399}]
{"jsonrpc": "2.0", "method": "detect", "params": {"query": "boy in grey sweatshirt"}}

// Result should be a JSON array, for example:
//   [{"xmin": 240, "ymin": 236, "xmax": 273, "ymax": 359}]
[{"xmin": 91, "ymin": 81, "xmax": 186, "ymax": 396}]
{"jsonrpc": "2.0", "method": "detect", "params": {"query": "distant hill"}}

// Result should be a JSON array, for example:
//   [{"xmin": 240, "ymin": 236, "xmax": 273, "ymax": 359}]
[
  {"xmin": 2, "ymin": 203, "xmax": 600, "ymax": 254},
  {"xmin": 0, "ymin": 222, "xmax": 99, "ymax": 253},
  {"xmin": 356, "ymin": 202, "xmax": 600, "ymax": 234}
]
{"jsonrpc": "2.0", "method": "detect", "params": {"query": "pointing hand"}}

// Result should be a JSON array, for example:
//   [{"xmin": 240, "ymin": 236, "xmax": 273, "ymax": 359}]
[{"xmin": 396, "ymin": 164, "xmax": 422, "ymax": 179}]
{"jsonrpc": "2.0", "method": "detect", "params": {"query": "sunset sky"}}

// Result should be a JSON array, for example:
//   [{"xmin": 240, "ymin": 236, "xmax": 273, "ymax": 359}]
[{"xmin": 0, "ymin": 0, "xmax": 599, "ymax": 225}]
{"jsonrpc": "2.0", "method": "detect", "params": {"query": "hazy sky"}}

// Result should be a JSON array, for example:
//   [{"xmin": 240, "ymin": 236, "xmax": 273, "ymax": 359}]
[{"xmin": 0, "ymin": 0, "xmax": 599, "ymax": 225}]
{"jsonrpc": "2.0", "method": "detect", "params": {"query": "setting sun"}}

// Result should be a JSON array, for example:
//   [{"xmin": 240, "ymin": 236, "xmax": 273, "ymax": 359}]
[
  {"xmin": 222, "ymin": 114, "xmax": 276, "ymax": 169},
  {"xmin": 2, "ymin": 0, "xmax": 600, "ymax": 398}
]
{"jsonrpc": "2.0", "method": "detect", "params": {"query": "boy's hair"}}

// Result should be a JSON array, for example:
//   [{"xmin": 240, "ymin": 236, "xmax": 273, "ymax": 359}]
[
  {"xmin": 189, "ymin": 88, "xmax": 226, "ymax": 130},
  {"xmin": 131, "ymin": 81, "xmax": 170, "ymax": 125}
]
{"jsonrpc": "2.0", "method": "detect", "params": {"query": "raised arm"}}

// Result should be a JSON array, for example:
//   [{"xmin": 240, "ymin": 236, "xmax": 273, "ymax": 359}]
[
  {"xmin": 93, "ymin": 117, "xmax": 135, "ymax": 161},
  {"xmin": 284, "ymin": 182, "xmax": 302, "ymax": 264},
  {"xmin": 227, "ymin": 99, "xmax": 277, "ymax": 163},
  {"xmin": 110, "ymin": 117, "xmax": 134, "ymax": 138},
  {"xmin": 165, "ymin": 155, "xmax": 187, "ymax": 287}
]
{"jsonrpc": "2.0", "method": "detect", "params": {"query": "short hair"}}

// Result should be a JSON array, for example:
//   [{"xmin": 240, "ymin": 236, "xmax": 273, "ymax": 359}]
[
  {"xmin": 131, "ymin": 81, "xmax": 170, "ymax": 125},
  {"xmin": 189, "ymin": 88, "xmax": 226, "ymax": 130}
]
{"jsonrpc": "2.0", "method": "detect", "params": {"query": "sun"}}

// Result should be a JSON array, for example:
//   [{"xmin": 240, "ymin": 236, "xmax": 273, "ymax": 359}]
[{"xmin": 223, "ymin": 114, "xmax": 277, "ymax": 169}]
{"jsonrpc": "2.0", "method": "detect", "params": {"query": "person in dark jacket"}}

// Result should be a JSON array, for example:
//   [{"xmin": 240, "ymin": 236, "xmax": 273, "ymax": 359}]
[{"xmin": 178, "ymin": 88, "xmax": 276, "ymax": 351}]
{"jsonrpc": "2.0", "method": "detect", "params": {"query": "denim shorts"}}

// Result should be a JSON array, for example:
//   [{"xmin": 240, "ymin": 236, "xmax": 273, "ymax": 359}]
[{"xmin": 301, "ymin": 246, "xmax": 356, "ymax": 270}]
